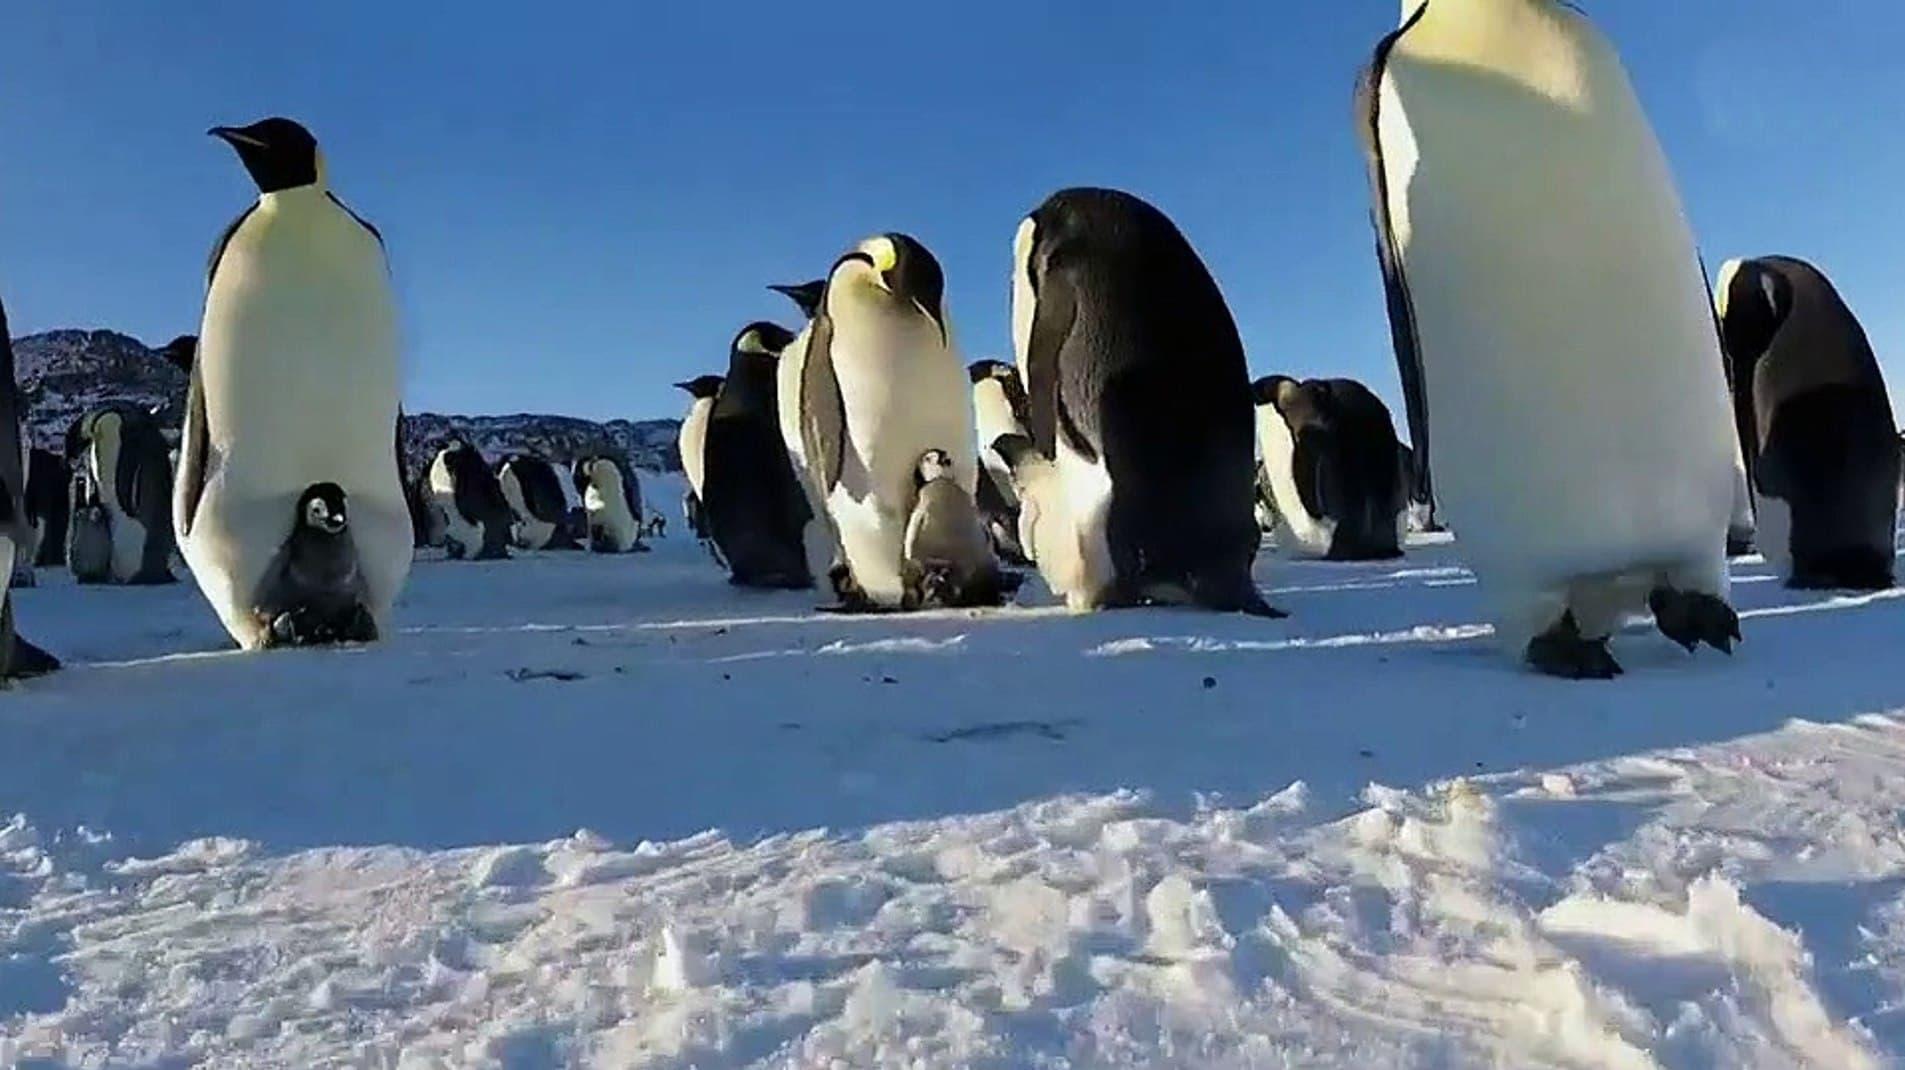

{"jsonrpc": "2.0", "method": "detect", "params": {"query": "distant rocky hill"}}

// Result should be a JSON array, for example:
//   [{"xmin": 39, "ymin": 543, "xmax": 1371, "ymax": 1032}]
[{"xmin": 8, "ymin": 329, "xmax": 681, "ymax": 474}]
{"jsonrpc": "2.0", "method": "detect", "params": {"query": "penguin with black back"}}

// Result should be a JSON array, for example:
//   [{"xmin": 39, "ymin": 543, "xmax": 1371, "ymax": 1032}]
[
  {"xmin": 1717, "ymin": 256, "xmax": 1899, "ymax": 589},
  {"xmin": 0, "ymin": 295, "xmax": 60, "ymax": 678},
  {"xmin": 704, "ymin": 322, "xmax": 814, "ymax": 588},
  {"xmin": 1011, "ymin": 188, "xmax": 1279, "ymax": 616}
]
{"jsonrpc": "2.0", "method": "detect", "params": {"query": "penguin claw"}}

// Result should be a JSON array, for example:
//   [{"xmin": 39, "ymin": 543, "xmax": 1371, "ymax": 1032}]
[
  {"xmin": 1649, "ymin": 588, "xmax": 1741, "ymax": 656},
  {"xmin": 1526, "ymin": 614, "xmax": 1622, "ymax": 680}
]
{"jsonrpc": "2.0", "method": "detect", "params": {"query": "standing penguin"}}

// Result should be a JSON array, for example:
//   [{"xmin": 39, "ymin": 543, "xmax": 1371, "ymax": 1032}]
[
  {"xmin": 702, "ymin": 323, "xmax": 813, "ymax": 588},
  {"xmin": 573, "ymin": 453, "xmax": 645, "ymax": 553},
  {"xmin": 903, "ymin": 449, "xmax": 1017, "ymax": 608},
  {"xmin": 799, "ymin": 234, "xmax": 975, "ymax": 610},
  {"xmin": 1717, "ymin": 256, "xmax": 1898, "ymax": 589},
  {"xmin": 24, "ymin": 448, "xmax": 69, "ymax": 569},
  {"xmin": 968, "ymin": 359, "xmax": 1032, "ymax": 564},
  {"xmin": 674, "ymin": 374, "xmax": 724, "ymax": 540},
  {"xmin": 497, "ymin": 452, "xmax": 580, "ymax": 551},
  {"xmin": 1010, "ymin": 188, "xmax": 1278, "ymax": 615},
  {"xmin": 426, "ymin": 439, "xmax": 512, "ymax": 560},
  {"xmin": 66, "ymin": 405, "xmax": 176, "ymax": 585},
  {"xmin": 176, "ymin": 117, "xmax": 412, "ymax": 649},
  {"xmin": 1359, "ymin": 1, "xmax": 1741, "ymax": 677},
  {"xmin": 771, "ymin": 279, "xmax": 839, "ymax": 586},
  {"xmin": 0, "ymin": 296, "xmax": 59, "ymax": 678},
  {"xmin": 1253, "ymin": 376, "xmax": 1407, "ymax": 561}
]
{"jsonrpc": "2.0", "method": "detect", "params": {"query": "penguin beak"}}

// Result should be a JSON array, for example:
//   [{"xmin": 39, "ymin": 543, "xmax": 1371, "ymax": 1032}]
[{"xmin": 208, "ymin": 126, "xmax": 267, "ymax": 150}]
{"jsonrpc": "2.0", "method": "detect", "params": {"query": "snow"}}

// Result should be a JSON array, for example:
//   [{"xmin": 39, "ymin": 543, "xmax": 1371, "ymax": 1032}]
[{"xmin": 3, "ymin": 495, "xmax": 1905, "ymax": 1067}]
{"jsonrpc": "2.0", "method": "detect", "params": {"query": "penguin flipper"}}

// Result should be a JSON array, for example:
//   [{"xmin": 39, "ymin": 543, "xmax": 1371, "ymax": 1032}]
[
  {"xmin": 1357, "ymin": 7, "xmax": 1435, "ymax": 515},
  {"xmin": 1022, "ymin": 268, "xmax": 1078, "ymax": 461},
  {"xmin": 800, "ymin": 312, "xmax": 847, "ymax": 494},
  {"xmin": 175, "ymin": 361, "xmax": 212, "ymax": 539},
  {"xmin": 206, "ymin": 203, "xmax": 258, "ymax": 285}
]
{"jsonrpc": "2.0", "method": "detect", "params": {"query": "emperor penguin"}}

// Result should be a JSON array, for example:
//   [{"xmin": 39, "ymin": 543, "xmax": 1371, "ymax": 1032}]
[
  {"xmin": 1716, "ymin": 255, "xmax": 1899, "ymax": 589},
  {"xmin": 903, "ymin": 449, "xmax": 1018, "ymax": 608},
  {"xmin": 252, "ymin": 482, "xmax": 377, "ymax": 646},
  {"xmin": 426, "ymin": 439, "xmax": 512, "ymax": 560},
  {"xmin": 1359, "ymin": 0, "xmax": 1741, "ymax": 677},
  {"xmin": 0, "ymin": 295, "xmax": 59, "ymax": 679},
  {"xmin": 1010, "ymin": 188, "xmax": 1279, "ymax": 616},
  {"xmin": 66, "ymin": 404, "xmax": 176, "ymax": 585},
  {"xmin": 573, "ymin": 453, "xmax": 645, "ymax": 553},
  {"xmin": 674, "ymin": 374, "xmax": 724, "ymax": 540},
  {"xmin": 990, "ymin": 433, "xmax": 1096, "ymax": 605},
  {"xmin": 704, "ymin": 322, "xmax": 814, "ymax": 588},
  {"xmin": 1252, "ymin": 376, "xmax": 1407, "ymax": 561},
  {"xmin": 771, "ymin": 279, "xmax": 840, "ymax": 587},
  {"xmin": 24, "ymin": 448, "xmax": 69, "ymax": 569},
  {"xmin": 155, "ymin": 335, "xmax": 197, "ymax": 374},
  {"xmin": 799, "ymin": 234, "xmax": 975, "ymax": 610},
  {"xmin": 177, "ymin": 117, "xmax": 412, "ymax": 650},
  {"xmin": 968, "ymin": 359, "xmax": 1032, "ymax": 564},
  {"xmin": 497, "ymin": 452, "xmax": 580, "ymax": 551}
]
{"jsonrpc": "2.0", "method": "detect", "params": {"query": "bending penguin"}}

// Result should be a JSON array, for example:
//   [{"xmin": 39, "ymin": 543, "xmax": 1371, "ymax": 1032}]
[
  {"xmin": 497, "ymin": 452, "xmax": 580, "ymax": 551},
  {"xmin": 426, "ymin": 439, "xmax": 512, "ymax": 560},
  {"xmin": 1008, "ymin": 188, "xmax": 1278, "ymax": 616},
  {"xmin": 798, "ymin": 234, "xmax": 975, "ymax": 610},
  {"xmin": 0, "ymin": 295, "xmax": 60, "ymax": 678},
  {"xmin": 1252, "ymin": 375, "xmax": 1407, "ymax": 561},
  {"xmin": 24, "ymin": 448, "xmax": 69, "ymax": 570},
  {"xmin": 573, "ymin": 452, "xmax": 645, "ymax": 553},
  {"xmin": 1359, "ymin": 0, "xmax": 1740, "ymax": 677},
  {"xmin": 968, "ymin": 359, "xmax": 1032, "ymax": 564},
  {"xmin": 177, "ymin": 117, "xmax": 413, "ymax": 649},
  {"xmin": 1716, "ymin": 255, "xmax": 1898, "ymax": 589},
  {"xmin": 904, "ymin": 449, "xmax": 1018, "ymax": 608},
  {"xmin": 771, "ymin": 278, "xmax": 840, "ymax": 586},
  {"xmin": 704, "ymin": 322, "xmax": 813, "ymax": 588},
  {"xmin": 674, "ymin": 374, "xmax": 723, "ymax": 540},
  {"xmin": 66, "ymin": 404, "xmax": 176, "ymax": 585}
]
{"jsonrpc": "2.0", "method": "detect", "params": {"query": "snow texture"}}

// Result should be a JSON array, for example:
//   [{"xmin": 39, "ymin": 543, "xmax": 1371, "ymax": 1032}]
[{"xmin": 2, "ymin": 498, "xmax": 1903, "ymax": 1068}]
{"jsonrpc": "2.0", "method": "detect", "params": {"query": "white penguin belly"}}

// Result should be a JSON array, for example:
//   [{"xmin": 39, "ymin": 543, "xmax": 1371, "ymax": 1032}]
[
  {"xmin": 584, "ymin": 469, "xmax": 639, "ymax": 552},
  {"xmin": 427, "ymin": 454, "xmax": 483, "ymax": 554},
  {"xmin": 680, "ymin": 399, "xmax": 713, "ymax": 501},
  {"xmin": 90, "ymin": 437, "xmax": 148, "ymax": 581},
  {"xmin": 829, "ymin": 314, "xmax": 975, "ymax": 607},
  {"xmin": 972, "ymin": 381, "xmax": 1025, "ymax": 510},
  {"xmin": 185, "ymin": 188, "xmax": 411, "ymax": 648},
  {"xmin": 778, "ymin": 327, "xmax": 839, "ymax": 579},
  {"xmin": 1381, "ymin": 13, "xmax": 1735, "ymax": 614},
  {"xmin": 498, "ymin": 467, "xmax": 553, "ymax": 551},
  {"xmin": 1256, "ymin": 406, "xmax": 1336, "ymax": 558}
]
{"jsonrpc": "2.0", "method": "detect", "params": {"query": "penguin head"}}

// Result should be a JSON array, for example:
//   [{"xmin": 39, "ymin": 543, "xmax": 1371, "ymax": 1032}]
[
  {"xmin": 674, "ymin": 375, "xmax": 725, "ymax": 400},
  {"xmin": 210, "ymin": 118, "xmax": 322, "ymax": 194},
  {"xmin": 731, "ymin": 322, "xmax": 797, "ymax": 360},
  {"xmin": 915, "ymin": 449, "xmax": 955, "ymax": 488},
  {"xmin": 1251, "ymin": 375, "xmax": 1299, "ymax": 411},
  {"xmin": 297, "ymin": 482, "xmax": 350, "ymax": 536},
  {"xmin": 833, "ymin": 234, "xmax": 948, "ymax": 342},
  {"xmin": 967, "ymin": 359, "xmax": 1017, "ymax": 386},
  {"xmin": 156, "ymin": 335, "xmax": 197, "ymax": 374},
  {"xmin": 768, "ymin": 280, "xmax": 827, "ymax": 320}
]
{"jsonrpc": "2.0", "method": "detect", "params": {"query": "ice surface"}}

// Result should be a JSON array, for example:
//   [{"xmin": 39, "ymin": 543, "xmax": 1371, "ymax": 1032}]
[{"xmin": 2, "ymin": 505, "xmax": 1903, "ymax": 1067}]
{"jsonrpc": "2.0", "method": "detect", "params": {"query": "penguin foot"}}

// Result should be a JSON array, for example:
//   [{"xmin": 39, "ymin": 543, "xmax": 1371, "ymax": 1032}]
[
  {"xmin": 1526, "ymin": 613, "xmax": 1623, "ymax": 679},
  {"xmin": 127, "ymin": 569, "xmax": 177, "ymax": 586},
  {"xmin": 1649, "ymin": 588, "xmax": 1741, "ymax": 655},
  {"xmin": 7, "ymin": 635, "xmax": 61, "ymax": 679},
  {"xmin": 263, "ymin": 604, "xmax": 379, "ymax": 648},
  {"xmin": 10, "ymin": 567, "xmax": 35, "ymax": 589},
  {"xmin": 1726, "ymin": 534, "xmax": 1756, "ymax": 559}
]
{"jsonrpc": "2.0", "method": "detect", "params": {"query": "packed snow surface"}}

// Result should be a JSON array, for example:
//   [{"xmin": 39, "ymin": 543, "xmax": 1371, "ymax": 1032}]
[{"xmin": 4, "ymin": 506, "xmax": 1904, "ymax": 1067}]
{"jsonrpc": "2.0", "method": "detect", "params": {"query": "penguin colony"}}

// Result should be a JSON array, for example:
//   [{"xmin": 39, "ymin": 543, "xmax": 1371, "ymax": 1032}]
[{"xmin": 0, "ymin": 1, "xmax": 1894, "ymax": 683}]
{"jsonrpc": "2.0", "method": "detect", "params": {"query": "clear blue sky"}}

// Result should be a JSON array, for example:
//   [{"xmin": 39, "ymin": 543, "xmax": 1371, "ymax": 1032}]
[{"xmin": 2, "ymin": 3, "xmax": 1900, "ymax": 426}]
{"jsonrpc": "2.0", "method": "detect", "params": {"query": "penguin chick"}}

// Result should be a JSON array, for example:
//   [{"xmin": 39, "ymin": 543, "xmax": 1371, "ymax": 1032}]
[
  {"xmin": 254, "ymin": 482, "xmax": 376, "ymax": 647},
  {"xmin": 903, "ymin": 449, "xmax": 1020, "ymax": 609}
]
